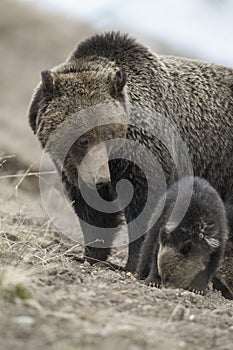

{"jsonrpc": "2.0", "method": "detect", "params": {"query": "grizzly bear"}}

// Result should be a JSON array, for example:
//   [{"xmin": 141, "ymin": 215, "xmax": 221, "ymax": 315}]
[{"xmin": 28, "ymin": 32, "xmax": 233, "ymax": 272}]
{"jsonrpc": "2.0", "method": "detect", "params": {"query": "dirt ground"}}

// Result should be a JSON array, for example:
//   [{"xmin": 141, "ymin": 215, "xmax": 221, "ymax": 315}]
[
  {"xmin": 1, "ymin": 182, "xmax": 233, "ymax": 350},
  {"xmin": 0, "ymin": 1, "xmax": 233, "ymax": 350}
]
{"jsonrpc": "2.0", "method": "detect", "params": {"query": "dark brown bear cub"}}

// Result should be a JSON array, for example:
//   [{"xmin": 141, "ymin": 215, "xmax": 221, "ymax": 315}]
[
  {"xmin": 136, "ymin": 177, "xmax": 228, "ymax": 294},
  {"xmin": 213, "ymin": 203, "xmax": 233, "ymax": 299}
]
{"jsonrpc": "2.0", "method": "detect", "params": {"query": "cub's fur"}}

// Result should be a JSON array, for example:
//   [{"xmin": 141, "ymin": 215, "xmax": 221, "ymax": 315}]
[
  {"xmin": 213, "ymin": 203, "xmax": 233, "ymax": 299},
  {"xmin": 136, "ymin": 177, "xmax": 228, "ymax": 293}
]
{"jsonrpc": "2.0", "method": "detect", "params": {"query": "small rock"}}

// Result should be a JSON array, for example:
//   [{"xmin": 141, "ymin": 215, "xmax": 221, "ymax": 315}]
[
  {"xmin": 189, "ymin": 314, "xmax": 195, "ymax": 321},
  {"xmin": 99, "ymin": 329, "xmax": 108, "ymax": 337},
  {"xmin": 13, "ymin": 316, "xmax": 35, "ymax": 326},
  {"xmin": 168, "ymin": 304, "xmax": 185, "ymax": 321},
  {"xmin": 83, "ymin": 260, "xmax": 91, "ymax": 267},
  {"xmin": 179, "ymin": 340, "xmax": 186, "ymax": 348},
  {"xmin": 124, "ymin": 298, "xmax": 134, "ymax": 304}
]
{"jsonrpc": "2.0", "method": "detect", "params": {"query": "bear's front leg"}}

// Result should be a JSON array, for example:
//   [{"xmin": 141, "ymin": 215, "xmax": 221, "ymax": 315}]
[{"xmin": 69, "ymin": 181, "xmax": 123, "ymax": 264}]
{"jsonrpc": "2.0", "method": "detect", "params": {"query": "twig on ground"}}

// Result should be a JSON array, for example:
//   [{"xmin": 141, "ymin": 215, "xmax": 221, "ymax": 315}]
[
  {"xmin": 0, "ymin": 170, "xmax": 56, "ymax": 180},
  {"xmin": 0, "ymin": 154, "xmax": 16, "ymax": 169}
]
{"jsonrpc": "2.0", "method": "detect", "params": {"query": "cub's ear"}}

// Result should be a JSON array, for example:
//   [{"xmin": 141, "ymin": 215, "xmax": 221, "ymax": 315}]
[
  {"xmin": 28, "ymin": 70, "xmax": 59, "ymax": 134},
  {"xmin": 180, "ymin": 240, "xmax": 193, "ymax": 255},
  {"xmin": 110, "ymin": 70, "xmax": 127, "ymax": 98},
  {"xmin": 159, "ymin": 227, "xmax": 168, "ymax": 245}
]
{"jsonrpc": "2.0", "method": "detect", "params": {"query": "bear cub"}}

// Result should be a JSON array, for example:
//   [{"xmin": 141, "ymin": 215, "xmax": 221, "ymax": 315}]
[
  {"xmin": 136, "ymin": 176, "xmax": 228, "ymax": 294},
  {"xmin": 213, "ymin": 202, "xmax": 233, "ymax": 299}
]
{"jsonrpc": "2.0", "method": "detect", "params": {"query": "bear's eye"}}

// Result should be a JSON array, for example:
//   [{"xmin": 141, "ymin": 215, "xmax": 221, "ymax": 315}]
[
  {"xmin": 180, "ymin": 240, "xmax": 193, "ymax": 255},
  {"xmin": 106, "ymin": 130, "xmax": 115, "ymax": 140},
  {"xmin": 78, "ymin": 136, "xmax": 90, "ymax": 148}
]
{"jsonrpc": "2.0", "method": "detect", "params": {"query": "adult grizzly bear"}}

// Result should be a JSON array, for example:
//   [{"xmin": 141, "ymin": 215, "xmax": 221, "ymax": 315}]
[{"xmin": 28, "ymin": 32, "xmax": 233, "ymax": 272}]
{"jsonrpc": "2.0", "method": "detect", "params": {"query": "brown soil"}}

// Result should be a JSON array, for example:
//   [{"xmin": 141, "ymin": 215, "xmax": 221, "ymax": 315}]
[
  {"xmin": 1, "ymin": 184, "xmax": 233, "ymax": 350},
  {"xmin": 0, "ymin": 1, "xmax": 233, "ymax": 350}
]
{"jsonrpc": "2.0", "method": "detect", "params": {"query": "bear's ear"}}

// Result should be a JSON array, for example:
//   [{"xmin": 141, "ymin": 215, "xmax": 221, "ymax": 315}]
[
  {"xmin": 41, "ymin": 70, "xmax": 54, "ymax": 96},
  {"xmin": 28, "ymin": 70, "xmax": 59, "ymax": 134},
  {"xmin": 159, "ymin": 227, "xmax": 168, "ymax": 245},
  {"xmin": 41, "ymin": 70, "xmax": 59, "ymax": 98},
  {"xmin": 110, "ymin": 70, "xmax": 127, "ymax": 98}
]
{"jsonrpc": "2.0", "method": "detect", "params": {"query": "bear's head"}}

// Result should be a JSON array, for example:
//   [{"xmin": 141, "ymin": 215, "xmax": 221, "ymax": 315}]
[
  {"xmin": 28, "ymin": 60, "xmax": 128, "ymax": 188},
  {"xmin": 157, "ymin": 214, "xmax": 222, "ymax": 293}
]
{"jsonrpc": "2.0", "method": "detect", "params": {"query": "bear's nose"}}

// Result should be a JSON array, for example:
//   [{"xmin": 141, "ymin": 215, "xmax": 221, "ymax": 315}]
[
  {"xmin": 95, "ymin": 176, "xmax": 110, "ymax": 188},
  {"xmin": 95, "ymin": 163, "xmax": 111, "ymax": 187}
]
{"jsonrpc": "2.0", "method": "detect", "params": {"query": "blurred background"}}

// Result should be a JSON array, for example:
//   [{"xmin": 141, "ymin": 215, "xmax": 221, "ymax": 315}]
[{"xmin": 0, "ymin": 0, "xmax": 232, "ymax": 194}]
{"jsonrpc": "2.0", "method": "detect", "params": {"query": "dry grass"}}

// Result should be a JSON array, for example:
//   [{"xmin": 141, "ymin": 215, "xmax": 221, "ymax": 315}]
[
  {"xmin": 1, "ymin": 183, "xmax": 233, "ymax": 350},
  {"xmin": 0, "ymin": 154, "xmax": 16, "ymax": 169}
]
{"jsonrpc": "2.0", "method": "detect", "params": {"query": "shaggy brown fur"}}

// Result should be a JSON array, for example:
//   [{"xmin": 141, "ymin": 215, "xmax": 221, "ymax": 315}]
[
  {"xmin": 28, "ymin": 32, "xmax": 233, "ymax": 271},
  {"xmin": 213, "ymin": 203, "xmax": 233, "ymax": 299},
  {"xmin": 136, "ymin": 177, "xmax": 228, "ymax": 294}
]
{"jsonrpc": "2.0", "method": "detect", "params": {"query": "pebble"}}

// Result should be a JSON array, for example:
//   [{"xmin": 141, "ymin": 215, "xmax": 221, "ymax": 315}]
[
  {"xmin": 189, "ymin": 314, "xmax": 195, "ymax": 321},
  {"xmin": 179, "ymin": 340, "xmax": 186, "ymax": 348},
  {"xmin": 168, "ymin": 304, "xmax": 185, "ymax": 321},
  {"xmin": 13, "ymin": 316, "xmax": 35, "ymax": 326},
  {"xmin": 99, "ymin": 329, "xmax": 109, "ymax": 337},
  {"xmin": 124, "ymin": 298, "xmax": 134, "ymax": 304}
]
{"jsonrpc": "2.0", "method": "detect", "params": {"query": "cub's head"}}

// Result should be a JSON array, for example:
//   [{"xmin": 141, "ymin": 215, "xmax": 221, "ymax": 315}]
[
  {"xmin": 28, "ymin": 60, "xmax": 128, "ymax": 188},
  {"xmin": 157, "ymin": 219, "xmax": 221, "ymax": 293}
]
